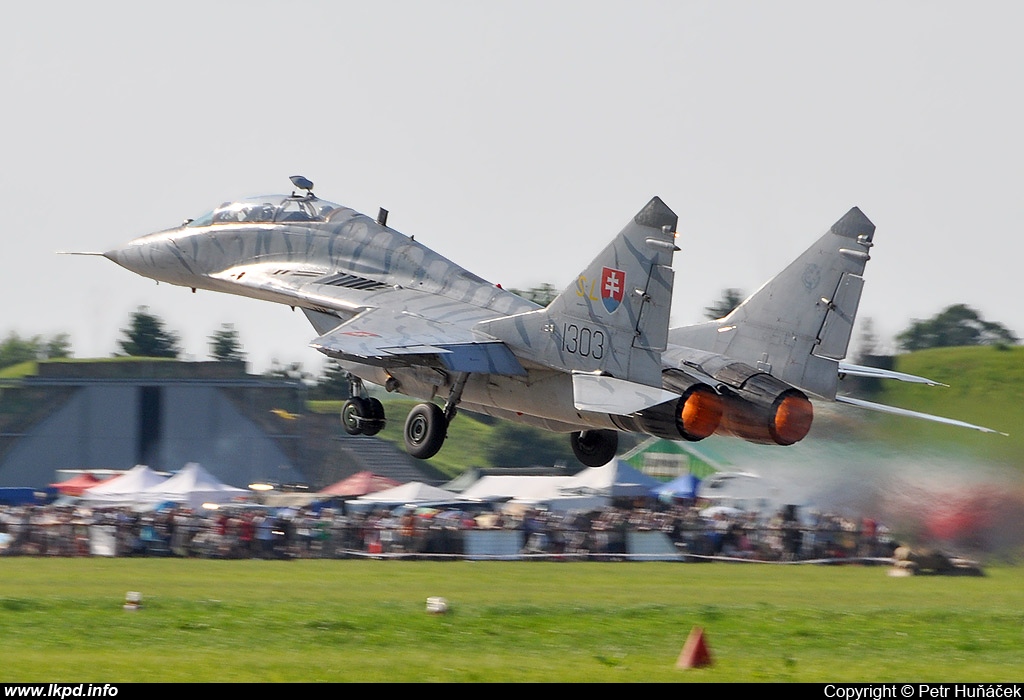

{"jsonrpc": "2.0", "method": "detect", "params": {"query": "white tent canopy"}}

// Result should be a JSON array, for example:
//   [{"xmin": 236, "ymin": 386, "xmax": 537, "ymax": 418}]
[
  {"xmin": 139, "ymin": 462, "xmax": 249, "ymax": 509},
  {"xmin": 352, "ymin": 481, "xmax": 472, "ymax": 505},
  {"xmin": 460, "ymin": 475, "xmax": 574, "ymax": 502},
  {"xmin": 79, "ymin": 465, "xmax": 169, "ymax": 506},
  {"xmin": 560, "ymin": 459, "xmax": 662, "ymax": 498},
  {"xmin": 460, "ymin": 475, "xmax": 607, "ymax": 512}
]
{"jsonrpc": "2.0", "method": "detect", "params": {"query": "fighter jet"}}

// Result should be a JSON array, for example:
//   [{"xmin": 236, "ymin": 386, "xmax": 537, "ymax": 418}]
[{"xmin": 102, "ymin": 177, "xmax": 1003, "ymax": 466}]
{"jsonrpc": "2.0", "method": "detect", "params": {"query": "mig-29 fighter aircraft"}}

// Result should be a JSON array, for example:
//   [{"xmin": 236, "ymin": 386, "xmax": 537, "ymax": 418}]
[{"xmin": 102, "ymin": 176, "xmax": 1002, "ymax": 466}]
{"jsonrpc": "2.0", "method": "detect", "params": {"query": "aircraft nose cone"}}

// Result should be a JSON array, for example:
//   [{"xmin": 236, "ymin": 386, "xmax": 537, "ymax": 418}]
[
  {"xmin": 103, "ymin": 244, "xmax": 144, "ymax": 274},
  {"xmin": 102, "ymin": 235, "xmax": 175, "ymax": 278},
  {"xmin": 102, "ymin": 247, "xmax": 125, "ymax": 265},
  {"xmin": 102, "ymin": 228, "xmax": 200, "ymax": 286}
]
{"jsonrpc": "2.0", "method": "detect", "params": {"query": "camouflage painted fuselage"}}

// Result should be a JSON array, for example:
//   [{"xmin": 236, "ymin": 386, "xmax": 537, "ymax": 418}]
[
  {"xmin": 106, "ymin": 196, "xmax": 640, "ymax": 433},
  {"xmin": 105, "ymin": 186, "xmax": 1002, "ymax": 456}
]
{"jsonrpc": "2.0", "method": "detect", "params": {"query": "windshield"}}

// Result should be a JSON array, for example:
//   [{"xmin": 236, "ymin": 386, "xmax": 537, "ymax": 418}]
[{"xmin": 186, "ymin": 195, "xmax": 341, "ymax": 227}]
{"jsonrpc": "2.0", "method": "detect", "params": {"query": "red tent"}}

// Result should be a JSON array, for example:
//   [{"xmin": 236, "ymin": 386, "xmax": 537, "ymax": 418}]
[
  {"xmin": 50, "ymin": 473, "xmax": 108, "ymax": 497},
  {"xmin": 319, "ymin": 471, "xmax": 401, "ymax": 497}
]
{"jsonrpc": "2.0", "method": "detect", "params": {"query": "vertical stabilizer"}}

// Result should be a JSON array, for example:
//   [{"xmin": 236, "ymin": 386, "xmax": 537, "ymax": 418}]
[
  {"xmin": 479, "ymin": 197, "xmax": 679, "ymax": 386},
  {"xmin": 668, "ymin": 207, "xmax": 875, "ymax": 398}
]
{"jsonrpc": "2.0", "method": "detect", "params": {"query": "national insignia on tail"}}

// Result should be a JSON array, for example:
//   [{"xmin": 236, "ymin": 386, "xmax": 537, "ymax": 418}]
[{"xmin": 601, "ymin": 266, "xmax": 625, "ymax": 313}]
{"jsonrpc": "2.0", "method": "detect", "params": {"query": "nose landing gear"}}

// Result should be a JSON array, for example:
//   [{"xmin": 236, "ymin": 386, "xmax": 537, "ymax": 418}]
[{"xmin": 340, "ymin": 374, "xmax": 386, "ymax": 436}]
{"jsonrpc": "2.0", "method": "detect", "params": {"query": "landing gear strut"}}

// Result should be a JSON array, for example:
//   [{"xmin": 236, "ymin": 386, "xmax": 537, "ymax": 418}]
[
  {"xmin": 570, "ymin": 429, "xmax": 619, "ymax": 467},
  {"xmin": 340, "ymin": 374, "xmax": 386, "ymax": 437},
  {"xmin": 403, "ymin": 372, "xmax": 469, "ymax": 460}
]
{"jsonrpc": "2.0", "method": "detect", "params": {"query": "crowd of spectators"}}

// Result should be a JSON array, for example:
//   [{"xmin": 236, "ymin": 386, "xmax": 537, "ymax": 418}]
[{"xmin": 0, "ymin": 500, "xmax": 897, "ymax": 561}]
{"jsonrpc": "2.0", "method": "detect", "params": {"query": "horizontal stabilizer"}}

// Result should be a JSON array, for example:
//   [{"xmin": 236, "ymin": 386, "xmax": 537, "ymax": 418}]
[
  {"xmin": 836, "ymin": 395, "xmax": 1007, "ymax": 435},
  {"xmin": 311, "ymin": 309, "xmax": 525, "ymax": 375},
  {"xmin": 572, "ymin": 373, "xmax": 679, "ymax": 414},
  {"xmin": 837, "ymin": 362, "xmax": 948, "ymax": 386}
]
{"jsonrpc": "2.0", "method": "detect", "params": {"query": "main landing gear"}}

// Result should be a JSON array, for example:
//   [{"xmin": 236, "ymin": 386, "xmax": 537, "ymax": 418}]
[
  {"xmin": 403, "ymin": 403, "xmax": 446, "ymax": 459},
  {"xmin": 570, "ymin": 429, "xmax": 619, "ymax": 468},
  {"xmin": 340, "ymin": 375, "xmax": 386, "ymax": 437},
  {"xmin": 403, "ymin": 372, "xmax": 468, "ymax": 460}
]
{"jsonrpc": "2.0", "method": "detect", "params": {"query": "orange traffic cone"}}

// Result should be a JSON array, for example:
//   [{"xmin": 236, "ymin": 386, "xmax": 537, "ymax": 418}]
[{"xmin": 676, "ymin": 626, "xmax": 713, "ymax": 668}]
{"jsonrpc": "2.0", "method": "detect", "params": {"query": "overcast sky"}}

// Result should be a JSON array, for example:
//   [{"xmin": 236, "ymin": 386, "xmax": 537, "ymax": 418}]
[{"xmin": 3, "ymin": 1, "xmax": 1022, "ymax": 375}]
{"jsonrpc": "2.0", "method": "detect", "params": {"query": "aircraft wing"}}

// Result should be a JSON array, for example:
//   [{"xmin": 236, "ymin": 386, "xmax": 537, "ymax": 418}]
[
  {"xmin": 209, "ymin": 263, "xmax": 533, "ymax": 376},
  {"xmin": 837, "ymin": 361, "xmax": 948, "ymax": 386},
  {"xmin": 310, "ymin": 308, "xmax": 526, "ymax": 376},
  {"xmin": 835, "ymin": 395, "xmax": 1007, "ymax": 435}
]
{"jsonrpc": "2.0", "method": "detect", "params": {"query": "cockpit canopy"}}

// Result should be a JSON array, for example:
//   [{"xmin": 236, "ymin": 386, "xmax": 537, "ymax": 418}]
[{"xmin": 186, "ymin": 195, "xmax": 342, "ymax": 227}]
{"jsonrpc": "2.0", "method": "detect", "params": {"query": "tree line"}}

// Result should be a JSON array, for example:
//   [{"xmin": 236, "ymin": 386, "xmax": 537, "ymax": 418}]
[
  {"xmin": 2, "ymin": 293, "xmax": 1018, "ymax": 387},
  {"xmin": 1, "ymin": 295, "xmax": 1017, "ymax": 469},
  {"xmin": 701, "ymin": 288, "xmax": 1018, "ymax": 351},
  {"xmin": 0, "ymin": 307, "xmax": 349, "ymax": 398}
]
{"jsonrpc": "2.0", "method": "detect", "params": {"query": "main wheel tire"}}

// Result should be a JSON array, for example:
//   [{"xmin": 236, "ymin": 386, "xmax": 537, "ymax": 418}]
[
  {"xmin": 570, "ymin": 429, "xmax": 619, "ymax": 467},
  {"xmin": 361, "ymin": 397, "xmax": 386, "ymax": 437},
  {"xmin": 341, "ymin": 397, "xmax": 369, "ymax": 435},
  {"xmin": 404, "ymin": 402, "xmax": 447, "ymax": 459}
]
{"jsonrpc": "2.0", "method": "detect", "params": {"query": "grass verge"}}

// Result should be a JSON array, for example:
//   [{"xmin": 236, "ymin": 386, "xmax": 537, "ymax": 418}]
[{"xmin": 1, "ymin": 558, "xmax": 1022, "ymax": 682}]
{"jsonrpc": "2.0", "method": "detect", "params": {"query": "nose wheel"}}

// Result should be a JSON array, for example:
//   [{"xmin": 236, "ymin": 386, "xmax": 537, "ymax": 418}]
[
  {"xmin": 341, "ymin": 396, "xmax": 386, "ymax": 436},
  {"xmin": 340, "ymin": 371, "xmax": 387, "ymax": 439}
]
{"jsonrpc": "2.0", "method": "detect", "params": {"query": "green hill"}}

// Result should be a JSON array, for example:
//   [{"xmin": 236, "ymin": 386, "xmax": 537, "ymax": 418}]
[{"xmin": 858, "ymin": 345, "xmax": 1024, "ymax": 466}]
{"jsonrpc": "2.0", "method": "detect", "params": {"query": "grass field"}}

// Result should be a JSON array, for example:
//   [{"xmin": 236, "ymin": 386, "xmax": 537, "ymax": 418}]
[
  {"xmin": 2, "ymin": 558, "xmax": 1023, "ymax": 682},
  {"xmin": 871, "ymin": 346, "xmax": 1024, "ymax": 467}
]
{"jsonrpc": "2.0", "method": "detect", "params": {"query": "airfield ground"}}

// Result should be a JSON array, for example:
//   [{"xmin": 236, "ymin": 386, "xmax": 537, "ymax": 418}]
[{"xmin": 2, "ymin": 558, "xmax": 1022, "ymax": 682}]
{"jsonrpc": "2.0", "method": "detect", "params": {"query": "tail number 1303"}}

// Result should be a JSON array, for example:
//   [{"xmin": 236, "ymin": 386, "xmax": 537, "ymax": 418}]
[{"xmin": 562, "ymin": 323, "xmax": 605, "ymax": 359}]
